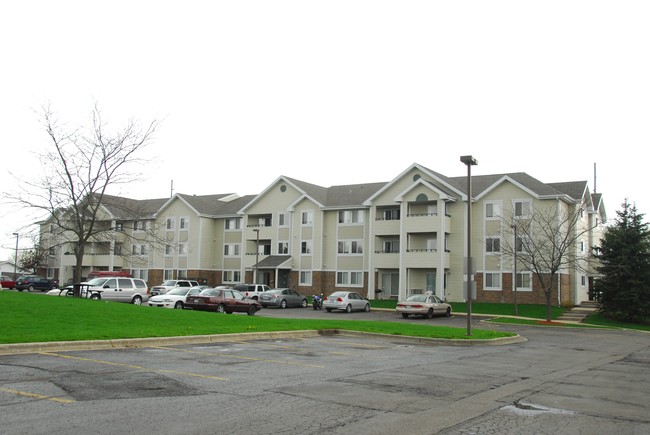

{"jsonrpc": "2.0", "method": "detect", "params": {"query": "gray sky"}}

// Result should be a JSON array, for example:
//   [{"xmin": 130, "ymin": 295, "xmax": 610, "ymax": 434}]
[{"xmin": 1, "ymin": 0, "xmax": 649, "ymax": 259}]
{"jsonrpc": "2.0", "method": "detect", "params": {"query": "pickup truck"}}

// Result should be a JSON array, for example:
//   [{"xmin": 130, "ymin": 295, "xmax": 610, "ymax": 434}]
[
  {"xmin": 16, "ymin": 275, "xmax": 59, "ymax": 292},
  {"xmin": 150, "ymin": 279, "xmax": 200, "ymax": 296}
]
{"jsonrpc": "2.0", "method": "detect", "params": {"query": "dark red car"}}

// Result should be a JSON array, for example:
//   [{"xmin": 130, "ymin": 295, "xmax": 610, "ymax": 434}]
[
  {"xmin": 1, "ymin": 275, "xmax": 16, "ymax": 289},
  {"xmin": 185, "ymin": 288, "xmax": 262, "ymax": 316}
]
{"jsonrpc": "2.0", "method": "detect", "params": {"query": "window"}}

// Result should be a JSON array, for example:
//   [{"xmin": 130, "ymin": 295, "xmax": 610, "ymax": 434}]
[
  {"xmin": 134, "ymin": 220, "xmax": 147, "ymax": 232},
  {"xmin": 177, "ymin": 269, "xmax": 187, "ymax": 279},
  {"xmin": 132, "ymin": 269, "xmax": 148, "ymax": 280},
  {"xmin": 278, "ymin": 213, "xmax": 288, "ymax": 227},
  {"xmin": 47, "ymin": 268, "xmax": 55, "ymax": 279},
  {"xmin": 301, "ymin": 241, "xmax": 312, "ymax": 254},
  {"xmin": 485, "ymin": 202, "xmax": 502, "ymax": 219},
  {"xmin": 132, "ymin": 244, "xmax": 147, "ymax": 256},
  {"xmin": 338, "ymin": 210, "xmax": 364, "ymax": 224},
  {"xmin": 580, "ymin": 241, "xmax": 585, "ymax": 253},
  {"xmin": 223, "ymin": 270, "xmax": 241, "ymax": 283},
  {"xmin": 166, "ymin": 218, "xmax": 175, "ymax": 231},
  {"xmin": 427, "ymin": 203, "xmax": 438, "ymax": 215},
  {"xmin": 179, "ymin": 217, "xmax": 189, "ymax": 230},
  {"xmin": 338, "ymin": 240, "xmax": 363, "ymax": 254},
  {"xmin": 484, "ymin": 272, "xmax": 501, "ymax": 289},
  {"xmin": 277, "ymin": 241, "xmax": 289, "ymax": 254},
  {"xmin": 224, "ymin": 244, "xmax": 240, "ymax": 256},
  {"xmin": 114, "ymin": 243, "xmax": 123, "ymax": 255},
  {"xmin": 115, "ymin": 222, "xmax": 124, "ymax": 231},
  {"xmin": 301, "ymin": 211, "xmax": 313, "ymax": 225},
  {"xmin": 178, "ymin": 243, "xmax": 187, "ymax": 256},
  {"xmin": 486, "ymin": 237, "xmax": 501, "ymax": 253},
  {"xmin": 163, "ymin": 269, "xmax": 174, "ymax": 280},
  {"xmin": 383, "ymin": 208, "xmax": 400, "ymax": 220},
  {"xmin": 383, "ymin": 240, "xmax": 399, "ymax": 253},
  {"xmin": 514, "ymin": 200, "xmax": 532, "ymax": 218},
  {"xmin": 581, "ymin": 275, "xmax": 587, "ymax": 286},
  {"xmin": 165, "ymin": 244, "xmax": 173, "ymax": 256},
  {"xmin": 48, "ymin": 247, "xmax": 55, "ymax": 255},
  {"xmin": 516, "ymin": 272, "xmax": 532, "ymax": 290},
  {"xmin": 300, "ymin": 270, "xmax": 312, "ymax": 285},
  {"xmin": 225, "ymin": 218, "xmax": 241, "ymax": 230},
  {"xmin": 336, "ymin": 271, "xmax": 363, "ymax": 286}
]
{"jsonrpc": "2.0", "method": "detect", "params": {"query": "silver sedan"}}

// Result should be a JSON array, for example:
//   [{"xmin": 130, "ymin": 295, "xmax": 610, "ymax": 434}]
[{"xmin": 323, "ymin": 291, "xmax": 370, "ymax": 313}]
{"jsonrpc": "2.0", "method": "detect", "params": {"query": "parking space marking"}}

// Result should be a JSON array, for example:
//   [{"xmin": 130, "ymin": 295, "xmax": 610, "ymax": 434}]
[
  {"xmin": 0, "ymin": 387, "xmax": 75, "ymax": 404},
  {"xmin": 40, "ymin": 352, "xmax": 228, "ymax": 381},
  {"xmin": 151, "ymin": 346, "xmax": 326, "ymax": 368}
]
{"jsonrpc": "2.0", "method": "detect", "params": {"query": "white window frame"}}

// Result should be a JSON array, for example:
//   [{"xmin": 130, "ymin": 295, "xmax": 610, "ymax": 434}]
[
  {"xmin": 278, "ymin": 213, "xmax": 289, "ymax": 227},
  {"xmin": 485, "ymin": 237, "xmax": 501, "ymax": 253},
  {"xmin": 132, "ymin": 269, "xmax": 149, "ymax": 280},
  {"xmin": 179, "ymin": 216, "xmax": 190, "ymax": 231},
  {"xmin": 163, "ymin": 269, "xmax": 174, "ymax": 280},
  {"xmin": 178, "ymin": 243, "xmax": 187, "ymax": 256},
  {"xmin": 224, "ymin": 244, "xmax": 241, "ymax": 256},
  {"xmin": 484, "ymin": 272, "xmax": 501, "ymax": 290},
  {"xmin": 299, "ymin": 270, "xmax": 312, "ymax": 285},
  {"xmin": 485, "ymin": 201, "xmax": 502, "ymax": 219},
  {"xmin": 277, "ymin": 241, "xmax": 289, "ymax": 255},
  {"xmin": 338, "ymin": 210, "xmax": 364, "ymax": 225},
  {"xmin": 336, "ymin": 271, "xmax": 364, "ymax": 287},
  {"xmin": 301, "ymin": 211, "xmax": 313, "ymax": 226},
  {"xmin": 301, "ymin": 240, "xmax": 312, "ymax": 254},
  {"xmin": 165, "ymin": 244, "xmax": 173, "ymax": 256},
  {"xmin": 513, "ymin": 200, "xmax": 532, "ymax": 219},
  {"xmin": 337, "ymin": 240, "xmax": 363, "ymax": 255},
  {"xmin": 177, "ymin": 269, "xmax": 187, "ymax": 279},
  {"xmin": 166, "ymin": 217, "xmax": 175, "ymax": 231},
  {"xmin": 515, "ymin": 271, "xmax": 532, "ymax": 291},
  {"xmin": 223, "ymin": 270, "xmax": 241, "ymax": 283},
  {"xmin": 225, "ymin": 218, "xmax": 241, "ymax": 230}
]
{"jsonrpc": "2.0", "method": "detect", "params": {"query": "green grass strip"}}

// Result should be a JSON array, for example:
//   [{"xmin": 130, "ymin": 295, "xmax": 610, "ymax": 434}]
[{"xmin": 0, "ymin": 292, "xmax": 514, "ymax": 344}]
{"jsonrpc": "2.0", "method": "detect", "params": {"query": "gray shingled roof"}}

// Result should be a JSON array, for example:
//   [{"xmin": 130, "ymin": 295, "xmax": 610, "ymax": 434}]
[
  {"xmin": 100, "ymin": 194, "xmax": 168, "ymax": 219},
  {"xmin": 283, "ymin": 176, "xmax": 386, "ymax": 208},
  {"xmin": 548, "ymin": 181, "xmax": 588, "ymax": 201},
  {"xmin": 449, "ymin": 172, "xmax": 583, "ymax": 200},
  {"xmin": 177, "ymin": 193, "xmax": 256, "ymax": 216}
]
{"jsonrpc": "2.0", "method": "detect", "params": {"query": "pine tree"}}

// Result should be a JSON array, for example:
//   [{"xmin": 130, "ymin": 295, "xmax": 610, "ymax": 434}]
[{"xmin": 594, "ymin": 201, "xmax": 650, "ymax": 323}]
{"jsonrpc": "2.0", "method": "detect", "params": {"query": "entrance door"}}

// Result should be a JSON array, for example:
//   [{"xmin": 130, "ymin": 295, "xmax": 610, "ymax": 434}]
[{"xmin": 381, "ymin": 272, "xmax": 399, "ymax": 297}]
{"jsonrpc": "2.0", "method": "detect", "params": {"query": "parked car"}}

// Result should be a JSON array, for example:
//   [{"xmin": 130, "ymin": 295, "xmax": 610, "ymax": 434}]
[
  {"xmin": 323, "ymin": 291, "xmax": 371, "ymax": 313},
  {"xmin": 47, "ymin": 285, "xmax": 75, "ymax": 297},
  {"xmin": 150, "ymin": 279, "xmax": 200, "ymax": 296},
  {"xmin": 185, "ymin": 288, "xmax": 261, "ymax": 315},
  {"xmin": 396, "ymin": 293, "xmax": 452, "ymax": 319},
  {"xmin": 148, "ymin": 286, "xmax": 208, "ymax": 309},
  {"xmin": 1, "ymin": 275, "xmax": 16, "ymax": 289},
  {"xmin": 259, "ymin": 288, "xmax": 308, "ymax": 308},
  {"xmin": 15, "ymin": 275, "xmax": 59, "ymax": 292},
  {"xmin": 233, "ymin": 283, "xmax": 270, "ymax": 300},
  {"xmin": 85, "ymin": 277, "xmax": 149, "ymax": 305},
  {"xmin": 86, "ymin": 270, "xmax": 131, "ymax": 281}
]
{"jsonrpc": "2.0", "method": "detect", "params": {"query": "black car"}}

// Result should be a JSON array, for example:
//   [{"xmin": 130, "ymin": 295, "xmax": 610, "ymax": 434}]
[{"xmin": 15, "ymin": 275, "xmax": 59, "ymax": 292}]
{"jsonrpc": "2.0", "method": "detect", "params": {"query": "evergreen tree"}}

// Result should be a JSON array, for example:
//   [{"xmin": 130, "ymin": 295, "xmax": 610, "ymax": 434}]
[{"xmin": 594, "ymin": 201, "xmax": 650, "ymax": 323}]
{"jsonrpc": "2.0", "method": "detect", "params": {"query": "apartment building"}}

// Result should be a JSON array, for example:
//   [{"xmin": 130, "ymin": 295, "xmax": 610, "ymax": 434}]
[{"xmin": 40, "ymin": 163, "xmax": 606, "ymax": 306}]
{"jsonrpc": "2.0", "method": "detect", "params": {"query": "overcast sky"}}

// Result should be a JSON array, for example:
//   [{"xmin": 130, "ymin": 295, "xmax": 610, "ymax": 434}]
[{"xmin": 1, "ymin": 1, "xmax": 649, "ymax": 260}]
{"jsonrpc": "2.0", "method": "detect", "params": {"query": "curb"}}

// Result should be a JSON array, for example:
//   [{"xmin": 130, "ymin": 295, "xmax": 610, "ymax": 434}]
[{"xmin": 0, "ymin": 329, "xmax": 525, "ymax": 355}]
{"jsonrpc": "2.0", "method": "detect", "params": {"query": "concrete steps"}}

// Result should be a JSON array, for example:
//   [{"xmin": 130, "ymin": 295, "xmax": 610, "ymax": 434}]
[{"xmin": 556, "ymin": 301, "xmax": 600, "ymax": 323}]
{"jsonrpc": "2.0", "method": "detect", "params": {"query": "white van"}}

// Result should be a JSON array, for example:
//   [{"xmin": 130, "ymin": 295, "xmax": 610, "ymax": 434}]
[{"xmin": 86, "ymin": 277, "xmax": 149, "ymax": 305}]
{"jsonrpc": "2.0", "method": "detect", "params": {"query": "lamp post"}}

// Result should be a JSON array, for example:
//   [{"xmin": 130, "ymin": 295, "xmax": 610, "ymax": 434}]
[
  {"xmin": 460, "ymin": 155, "xmax": 477, "ymax": 336},
  {"xmin": 253, "ymin": 229, "xmax": 260, "ymax": 283},
  {"xmin": 12, "ymin": 233, "xmax": 19, "ymax": 279},
  {"xmin": 511, "ymin": 224, "xmax": 519, "ymax": 316}
]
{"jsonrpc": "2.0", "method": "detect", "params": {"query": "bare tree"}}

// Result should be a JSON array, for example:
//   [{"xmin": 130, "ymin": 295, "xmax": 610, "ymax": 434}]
[
  {"xmin": 5, "ymin": 104, "xmax": 160, "ymax": 284},
  {"xmin": 500, "ymin": 204, "xmax": 594, "ymax": 322}
]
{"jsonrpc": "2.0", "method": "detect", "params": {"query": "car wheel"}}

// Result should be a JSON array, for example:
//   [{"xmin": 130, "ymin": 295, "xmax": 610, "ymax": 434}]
[
  {"xmin": 132, "ymin": 295, "xmax": 143, "ymax": 305},
  {"xmin": 17, "ymin": 289, "xmax": 24, "ymax": 292},
  {"xmin": 426, "ymin": 308, "xmax": 434, "ymax": 319},
  {"xmin": 174, "ymin": 301, "xmax": 184, "ymax": 309},
  {"xmin": 216, "ymin": 304, "xmax": 226, "ymax": 313},
  {"xmin": 446, "ymin": 307, "xmax": 452, "ymax": 317},
  {"xmin": 401, "ymin": 313, "xmax": 410, "ymax": 318},
  {"xmin": 364, "ymin": 303, "xmax": 370, "ymax": 312},
  {"xmin": 247, "ymin": 305, "xmax": 257, "ymax": 316},
  {"xmin": 301, "ymin": 299, "xmax": 308, "ymax": 308},
  {"xmin": 345, "ymin": 304, "xmax": 352, "ymax": 313},
  {"xmin": 28, "ymin": 285, "xmax": 35, "ymax": 292},
  {"xmin": 326, "ymin": 308, "xmax": 332, "ymax": 312},
  {"xmin": 280, "ymin": 299, "xmax": 287, "ymax": 309},
  {"xmin": 90, "ymin": 293, "xmax": 100, "ymax": 300}
]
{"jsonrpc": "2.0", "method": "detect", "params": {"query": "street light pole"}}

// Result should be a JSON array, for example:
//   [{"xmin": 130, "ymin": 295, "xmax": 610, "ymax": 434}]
[
  {"xmin": 253, "ymin": 229, "xmax": 260, "ymax": 283},
  {"xmin": 460, "ymin": 155, "xmax": 478, "ymax": 336},
  {"xmin": 511, "ymin": 224, "xmax": 518, "ymax": 316},
  {"xmin": 12, "ymin": 233, "xmax": 19, "ymax": 279}
]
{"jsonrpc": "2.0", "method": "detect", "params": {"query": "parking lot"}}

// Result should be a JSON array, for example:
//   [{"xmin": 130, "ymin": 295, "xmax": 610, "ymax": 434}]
[{"xmin": 1, "ymin": 304, "xmax": 649, "ymax": 434}]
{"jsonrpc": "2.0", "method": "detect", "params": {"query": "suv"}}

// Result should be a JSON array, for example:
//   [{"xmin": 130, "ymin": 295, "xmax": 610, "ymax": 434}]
[
  {"xmin": 150, "ymin": 279, "xmax": 200, "ymax": 296},
  {"xmin": 86, "ymin": 277, "xmax": 149, "ymax": 305},
  {"xmin": 16, "ymin": 275, "xmax": 59, "ymax": 292},
  {"xmin": 233, "ymin": 283, "xmax": 270, "ymax": 300}
]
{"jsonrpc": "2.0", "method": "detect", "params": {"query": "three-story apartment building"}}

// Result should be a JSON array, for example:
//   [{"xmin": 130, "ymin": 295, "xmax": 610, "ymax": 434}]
[{"xmin": 40, "ymin": 163, "xmax": 606, "ymax": 306}]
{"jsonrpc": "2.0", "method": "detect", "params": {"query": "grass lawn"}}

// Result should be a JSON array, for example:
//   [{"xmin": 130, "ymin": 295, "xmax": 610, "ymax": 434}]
[
  {"xmin": 372, "ymin": 299, "xmax": 567, "ymax": 319},
  {"xmin": 0, "ymin": 292, "xmax": 515, "ymax": 344},
  {"xmin": 583, "ymin": 312, "xmax": 650, "ymax": 331}
]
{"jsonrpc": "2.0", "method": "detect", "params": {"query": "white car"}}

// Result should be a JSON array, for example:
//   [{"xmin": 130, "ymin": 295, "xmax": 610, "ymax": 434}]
[
  {"xmin": 323, "ymin": 291, "xmax": 371, "ymax": 313},
  {"xmin": 396, "ymin": 292, "xmax": 452, "ymax": 319},
  {"xmin": 148, "ymin": 286, "xmax": 206, "ymax": 309},
  {"xmin": 150, "ymin": 279, "xmax": 200, "ymax": 296}
]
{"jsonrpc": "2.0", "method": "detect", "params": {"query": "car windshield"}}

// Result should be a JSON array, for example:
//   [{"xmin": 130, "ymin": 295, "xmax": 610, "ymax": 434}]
[
  {"xmin": 167, "ymin": 287, "xmax": 190, "ymax": 296},
  {"xmin": 200, "ymin": 289, "xmax": 222, "ymax": 296},
  {"xmin": 161, "ymin": 280, "xmax": 177, "ymax": 286},
  {"xmin": 266, "ymin": 289, "xmax": 283, "ymax": 294},
  {"xmin": 406, "ymin": 295, "xmax": 427, "ymax": 302},
  {"xmin": 86, "ymin": 278, "xmax": 109, "ymax": 286}
]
